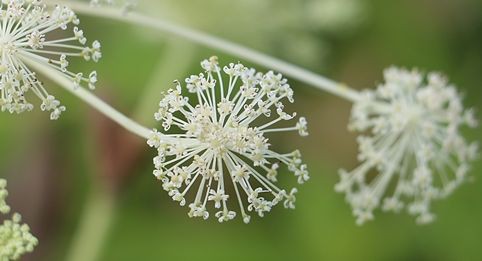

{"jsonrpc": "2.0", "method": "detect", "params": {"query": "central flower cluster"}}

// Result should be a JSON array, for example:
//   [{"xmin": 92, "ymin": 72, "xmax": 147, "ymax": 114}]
[
  {"xmin": 194, "ymin": 122, "xmax": 250, "ymax": 154},
  {"xmin": 148, "ymin": 57, "xmax": 309, "ymax": 223}
]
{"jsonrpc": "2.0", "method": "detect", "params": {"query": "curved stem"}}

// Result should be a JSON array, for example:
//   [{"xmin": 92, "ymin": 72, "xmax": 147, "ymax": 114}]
[
  {"xmin": 25, "ymin": 59, "xmax": 152, "ymax": 140},
  {"xmin": 50, "ymin": 0, "xmax": 362, "ymax": 102}
]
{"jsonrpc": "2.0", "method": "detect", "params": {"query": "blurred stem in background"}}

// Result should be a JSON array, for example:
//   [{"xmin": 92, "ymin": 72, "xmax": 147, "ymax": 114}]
[
  {"xmin": 132, "ymin": 41, "xmax": 197, "ymax": 124},
  {"xmin": 65, "ymin": 186, "xmax": 115, "ymax": 261},
  {"xmin": 65, "ymin": 39, "xmax": 197, "ymax": 261}
]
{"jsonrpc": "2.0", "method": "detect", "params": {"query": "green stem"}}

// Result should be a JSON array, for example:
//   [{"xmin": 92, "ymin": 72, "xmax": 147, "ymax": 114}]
[
  {"xmin": 25, "ymin": 59, "xmax": 152, "ymax": 140},
  {"xmin": 49, "ymin": 0, "xmax": 362, "ymax": 102}
]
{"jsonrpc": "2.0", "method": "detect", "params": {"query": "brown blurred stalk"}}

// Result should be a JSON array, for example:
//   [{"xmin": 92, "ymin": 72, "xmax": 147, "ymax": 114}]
[{"xmin": 65, "ymin": 39, "xmax": 196, "ymax": 261}]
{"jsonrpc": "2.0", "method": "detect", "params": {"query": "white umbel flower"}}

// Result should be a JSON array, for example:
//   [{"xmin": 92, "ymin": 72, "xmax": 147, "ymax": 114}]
[
  {"xmin": 148, "ymin": 57, "xmax": 309, "ymax": 223},
  {"xmin": 0, "ymin": 179, "xmax": 38, "ymax": 260},
  {"xmin": 336, "ymin": 67, "xmax": 479, "ymax": 225},
  {"xmin": 0, "ymin": 0, "xmax": 101, "ymax": 120}
]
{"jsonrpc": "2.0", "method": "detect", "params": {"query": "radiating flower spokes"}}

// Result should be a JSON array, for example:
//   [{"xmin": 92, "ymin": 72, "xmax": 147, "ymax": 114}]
[
  {"xmin": 336, "ymin": 67, "xmax": 478, "ymax": 225},
  {"xmin": 0, "ymin": 0, "xmax": 101, "ymax": 120},
  {"xmin": 148, "ymin": 57, "xmax": 309, "ymax": 223}
]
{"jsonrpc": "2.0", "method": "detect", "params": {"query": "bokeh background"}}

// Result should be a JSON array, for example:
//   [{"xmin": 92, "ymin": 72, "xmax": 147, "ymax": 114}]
[{"xmin": 1, "ymin": 0, "xmax": 481, "ymax": 260}]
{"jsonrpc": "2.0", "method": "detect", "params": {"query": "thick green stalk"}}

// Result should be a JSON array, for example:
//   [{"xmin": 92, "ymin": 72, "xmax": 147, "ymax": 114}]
[{"xmin": 49, "ymin": 0, "xmax": 362, "ymax": 103}]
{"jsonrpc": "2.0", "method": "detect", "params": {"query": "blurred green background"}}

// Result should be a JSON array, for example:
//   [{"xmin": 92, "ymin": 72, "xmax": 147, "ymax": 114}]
[{"xmin": 1, "ymin": 0, "xmax": 482, "ymax": 260}]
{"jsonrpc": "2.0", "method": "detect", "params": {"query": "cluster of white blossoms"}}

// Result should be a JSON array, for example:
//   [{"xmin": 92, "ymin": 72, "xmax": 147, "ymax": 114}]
[
  {"xmin": 0, "ymin": 180, "xmax": 9, "ymax": 214},
  {"xmin": 147, "ymin": 57, "xmax": 309, "ymax": 223},
  {"xmin": 336, "ymin": 67, "xmax": 479, "ymax": 225},
  {"xmin": 0, "ymin": 0, "xmax": 101, "ymax": 120},
  {"xmin": 0, "ymin": 179, "xmax": 38, "ymax": 260}
]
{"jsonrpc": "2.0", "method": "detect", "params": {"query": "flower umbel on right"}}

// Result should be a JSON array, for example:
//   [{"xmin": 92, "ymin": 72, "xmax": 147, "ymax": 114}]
[{"xmin": 336, "ymin": 67, "xmax": 478, "ymax": 225}]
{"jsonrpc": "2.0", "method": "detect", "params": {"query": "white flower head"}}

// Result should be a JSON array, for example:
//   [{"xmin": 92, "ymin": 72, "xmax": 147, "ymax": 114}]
[
  {"xmin": 336, "ymin": 67, "xmax": 479, "ymax": 225},
  {"xmin": 0, "ymin": 0, "xmax": 101, "ymax": 120},
  {"xmin": 0, "ymin": 179, "xmax": 38, "ymax": 259},
  {"xmin": 148, "ymin": 57, "xmax": 309, "ymax": 223}
]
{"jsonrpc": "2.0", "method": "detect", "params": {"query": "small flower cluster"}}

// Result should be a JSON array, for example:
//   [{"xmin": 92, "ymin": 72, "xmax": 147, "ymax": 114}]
[
  {"xmin": 0, "ymin": 180, "xmax": 10, "ymax": 214},
  {"xmin": 336, "ymin": 67, "xmax": 479, "ymax": 225},
  {"xmin": 1, "ymin": 179, "xmax": 38, "ymax": 260},
  {"xmin": 0, "ymin": 0, "xmax": 101, "ymax": 120},
  {"xmin": 148, "ymin": 57, "xmax": 309, "ymax": 223}
]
